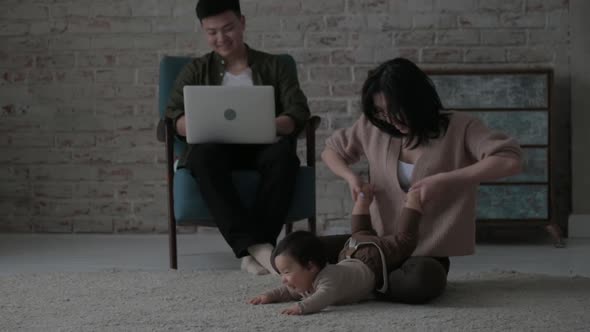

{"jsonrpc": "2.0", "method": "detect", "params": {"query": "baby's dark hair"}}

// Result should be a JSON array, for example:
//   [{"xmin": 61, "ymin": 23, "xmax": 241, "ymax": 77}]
[
  {"xmin": 271, "ymin": 231, "xmax": 327, "ymax": 273},
  {"xmin": 196, "ymin": 0, "xmax": 241, "ymax": 21}
]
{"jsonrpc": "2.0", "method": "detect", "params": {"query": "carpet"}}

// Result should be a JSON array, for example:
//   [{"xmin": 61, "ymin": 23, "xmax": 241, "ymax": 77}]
[{"xmin": 2, "ymin": 270, "xmax": 590, "ymax": 331}]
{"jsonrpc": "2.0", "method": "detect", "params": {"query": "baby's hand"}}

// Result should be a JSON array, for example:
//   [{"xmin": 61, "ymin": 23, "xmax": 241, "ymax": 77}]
[
  {"xmin": 249, "ymin": 294, "xmax": 272, "ymax": 305},
  {"xmin": 281, "ymin": 305, "xmax": 303, "ymax": 315}
]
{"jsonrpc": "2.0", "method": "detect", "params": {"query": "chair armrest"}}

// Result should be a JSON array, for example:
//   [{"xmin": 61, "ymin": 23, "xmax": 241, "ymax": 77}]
[
  {"xmin": 301, "ymin": 116, "xmax": 321, "ymax": 139},
  {"xmin": 302, "ymin": 116, "xmax": 321, "ymax": 167}
]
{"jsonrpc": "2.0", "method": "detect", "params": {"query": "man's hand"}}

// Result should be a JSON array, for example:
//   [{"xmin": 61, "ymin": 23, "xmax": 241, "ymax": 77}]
[
  {"xmin": 280, "ymin": 305, "xmax": 303, "ymax": 315},
  {"xmin": 275, "ymin": 115, "xmax": 295, "ymax": 136},
  {"xmin": 175, "ymin": 115, "xmax": 187, "ymax": 137},
  {"xmin": 248, "ymin": 294, "xmax": 272, "ymax": 305}
]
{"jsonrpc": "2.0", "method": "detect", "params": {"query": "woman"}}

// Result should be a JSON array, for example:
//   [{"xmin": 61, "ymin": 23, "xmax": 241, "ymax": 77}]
[{"xmin": 321, "ymin": 58, "xmax": 523, "ymax": 304}]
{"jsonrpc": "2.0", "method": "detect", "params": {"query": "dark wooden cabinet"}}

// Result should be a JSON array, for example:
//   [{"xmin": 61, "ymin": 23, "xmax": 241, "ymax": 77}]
[{"xmin": 427, "ymin": 69, "xmax": 565, "ymax": 246}]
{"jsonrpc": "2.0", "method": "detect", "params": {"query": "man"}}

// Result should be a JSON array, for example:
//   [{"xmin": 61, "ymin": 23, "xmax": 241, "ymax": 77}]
[{"xmin": 165, "ymin": 0, "xmax": 310, "ymax": 275}]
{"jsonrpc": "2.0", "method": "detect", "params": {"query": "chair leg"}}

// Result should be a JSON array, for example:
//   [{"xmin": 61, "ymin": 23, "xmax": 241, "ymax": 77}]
[
  {"xmin": 164, "ymin": 119, "xmax": 178, "ymax": 269},
  {"xmin": 285, "ymin": 223, "xmax": 293, "ymax": 235},
  {"xmin": 308, "ymin": 216, "xmax": 316, "ymax": 235},
  {"xmin": 169, "ymin": 214, "xmax": 178, "ymax": 269}
]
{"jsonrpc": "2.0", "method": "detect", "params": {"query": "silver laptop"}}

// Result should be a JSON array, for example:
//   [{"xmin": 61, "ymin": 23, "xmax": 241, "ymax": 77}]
[{"xmin": 183, "ymin": 86, "xmax": 276, "ymax": 144}]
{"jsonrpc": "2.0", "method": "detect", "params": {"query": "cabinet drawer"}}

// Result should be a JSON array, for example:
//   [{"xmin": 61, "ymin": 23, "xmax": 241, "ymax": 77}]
[
  {"xmin": 477, "ymin": 185, "xmax": 548, "ymax": 219},
  {"xmin": 430, "ymin": 74, "xmax": 548, "ymax": 109},
  {"xmin": 493, "ymin": 148, "xmax": 548, "ymax": 183},
  {"xmin": 468, "ymin": 111, "xmax": 548, "ymax": 145}
]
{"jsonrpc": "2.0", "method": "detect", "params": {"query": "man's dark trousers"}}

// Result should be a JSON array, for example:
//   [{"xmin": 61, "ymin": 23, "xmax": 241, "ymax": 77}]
[{"xmin": 184, "ymin": 137, "xmax": 300, "ymax": 257}]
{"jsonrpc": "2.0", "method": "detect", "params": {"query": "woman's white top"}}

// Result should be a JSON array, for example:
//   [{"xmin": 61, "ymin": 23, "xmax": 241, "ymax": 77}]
[{"xmin": 397, "ymin": 160, "xmax": 415, "ymax": 192}]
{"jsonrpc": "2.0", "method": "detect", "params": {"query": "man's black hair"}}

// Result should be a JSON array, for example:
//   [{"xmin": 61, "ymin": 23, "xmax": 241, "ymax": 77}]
[{"xmin": 196, "ymin": 0, "xmax": 241, "ymax": 21}]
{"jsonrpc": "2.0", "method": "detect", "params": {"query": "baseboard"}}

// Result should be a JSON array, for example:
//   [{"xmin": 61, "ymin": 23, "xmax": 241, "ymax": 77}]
[{"xmin": 568, "ymin": 214, "xmax": 590, "ymax": 238}]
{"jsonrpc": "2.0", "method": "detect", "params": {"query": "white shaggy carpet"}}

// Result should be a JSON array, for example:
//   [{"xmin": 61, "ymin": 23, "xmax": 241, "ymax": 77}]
[{"xmin": 2, "ymin": 270, "xmax": 590, "ymax": 331}]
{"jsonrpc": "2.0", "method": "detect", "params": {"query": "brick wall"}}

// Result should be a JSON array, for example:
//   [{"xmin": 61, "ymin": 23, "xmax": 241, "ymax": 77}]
[{"xmin": 0, "ymin": 0, "xmax": 570, "ymax": 234}]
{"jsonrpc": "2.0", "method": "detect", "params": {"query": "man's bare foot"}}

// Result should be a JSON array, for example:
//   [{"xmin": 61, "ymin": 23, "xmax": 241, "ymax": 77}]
[{"xmin": 241, "ymin": 256, "xmax": 269, "ymax": 275}]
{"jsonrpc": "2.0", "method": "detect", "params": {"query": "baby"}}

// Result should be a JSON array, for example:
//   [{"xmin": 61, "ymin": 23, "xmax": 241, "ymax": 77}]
[
  {"xmin": 248, "ymin": 230, "xmax": 375, "ymax": 315},
  {"xmin": 249, "ymin": 184, "xmax": 423, "ymax": 314}
]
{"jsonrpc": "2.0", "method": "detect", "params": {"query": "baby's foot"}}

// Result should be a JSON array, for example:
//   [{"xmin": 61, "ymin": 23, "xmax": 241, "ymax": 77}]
[
  {"xmin": 241, "ymin": 256, "xmax": 269, "ymax": 275},
  {"xmin": 405, "ymin": 190, "xmax": 423, "ymax": 213}
]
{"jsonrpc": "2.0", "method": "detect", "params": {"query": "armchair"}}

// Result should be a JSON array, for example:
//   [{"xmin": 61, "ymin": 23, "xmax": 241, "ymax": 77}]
[{"xmin": 156, "ymin": 55, "xmax": 320, "ymax": 269}]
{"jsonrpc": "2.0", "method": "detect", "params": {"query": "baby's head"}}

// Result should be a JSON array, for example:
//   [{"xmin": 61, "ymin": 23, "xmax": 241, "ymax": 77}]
[{"xmin": 271, "ymin": 231, "xmax": 327, "ymax": 293}]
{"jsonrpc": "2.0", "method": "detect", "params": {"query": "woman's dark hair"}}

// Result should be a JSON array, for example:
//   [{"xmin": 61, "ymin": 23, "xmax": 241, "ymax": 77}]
[
  {"xmin": 196, "ymin": 0, "xmax": 241, "ymax": 21},
  {"xmin": 361, "ymin": 57, "xmax": 450, "ymax": 149},
  {"xmin": 271, "ymin": 231, "xmax": 327, "ymax": 273}
]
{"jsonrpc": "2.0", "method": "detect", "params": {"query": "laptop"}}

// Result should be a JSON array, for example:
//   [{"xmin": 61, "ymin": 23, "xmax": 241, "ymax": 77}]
[{"xmin": 183, "ymin": 86, "xmax": 276, "ymax": 144}]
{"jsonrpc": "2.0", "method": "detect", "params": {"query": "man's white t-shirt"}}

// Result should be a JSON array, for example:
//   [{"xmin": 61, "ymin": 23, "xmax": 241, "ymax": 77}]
[{"xmin": 222, "ymin": 68, "xmax": 254, "ymax": 86}]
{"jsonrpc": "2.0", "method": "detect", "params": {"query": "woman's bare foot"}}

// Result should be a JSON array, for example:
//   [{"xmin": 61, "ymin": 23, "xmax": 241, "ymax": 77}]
[{"xmin": 240, "ymin": 256, "xmax": 269, "ymax": 275}]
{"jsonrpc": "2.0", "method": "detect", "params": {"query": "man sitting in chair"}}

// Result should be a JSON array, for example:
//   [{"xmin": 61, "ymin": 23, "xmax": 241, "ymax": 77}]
[{"xmin": 165, "ymin": 0, "xmax": 311, "ymax": 275}]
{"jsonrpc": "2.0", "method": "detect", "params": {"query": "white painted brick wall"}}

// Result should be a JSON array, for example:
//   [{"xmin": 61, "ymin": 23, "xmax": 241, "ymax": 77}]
[{"xmin": 0, "ymin": 0, "xmax": 571, "ymax": 234}]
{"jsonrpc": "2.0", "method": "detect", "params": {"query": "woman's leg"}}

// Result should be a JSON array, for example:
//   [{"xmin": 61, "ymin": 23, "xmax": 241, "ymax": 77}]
[
  {"xmin": 385, "ymin": 256, "xmax": 450, "ymax": 304},
  {"xmin": 319, "ymin": 234, "xmax": 450, "ymax": 304}
]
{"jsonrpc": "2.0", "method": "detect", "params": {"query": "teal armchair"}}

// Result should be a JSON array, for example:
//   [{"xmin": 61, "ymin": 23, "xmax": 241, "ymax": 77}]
[{"xmin": 156, "ymin": 55, "xmax": 320, "ymax": 269}]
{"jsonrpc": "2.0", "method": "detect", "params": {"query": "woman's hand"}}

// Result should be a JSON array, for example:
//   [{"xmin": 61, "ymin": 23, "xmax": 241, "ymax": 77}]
[
  {"xmin": 357, "ymin": 183, "xmax": 376, "ymax": 204},
  {"xmin": 352, "ymin": 182, "xmax": 376, "ymax": 215},
  {"xmin": 346, "ymin": 174, "xmax": 365, "ymax": 201},
  {"xmin": 409, "ymin": 172, "xmax": 460, "ymax": 206}
]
